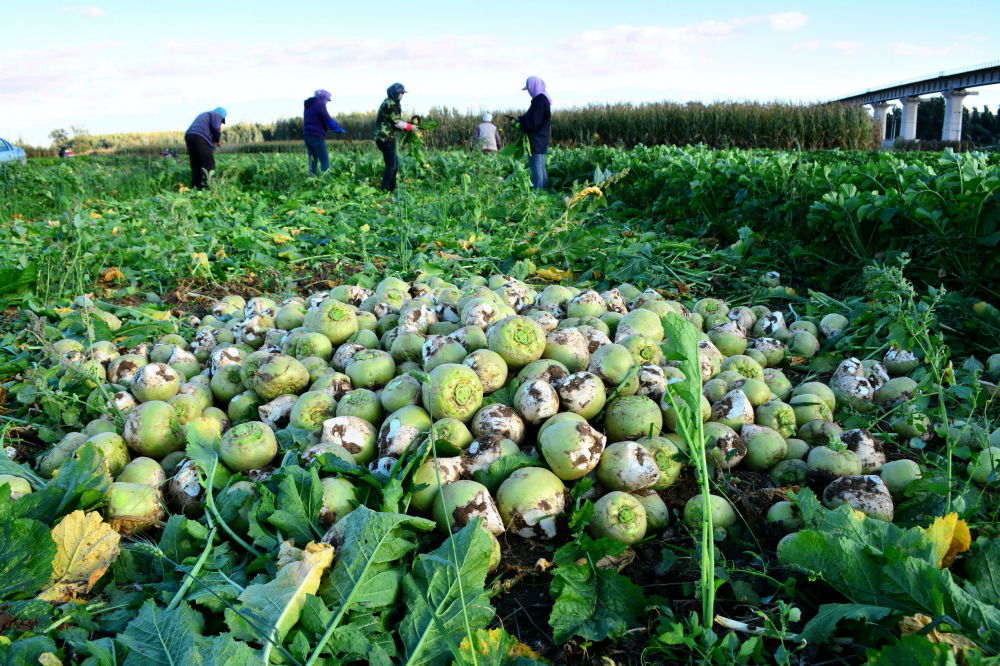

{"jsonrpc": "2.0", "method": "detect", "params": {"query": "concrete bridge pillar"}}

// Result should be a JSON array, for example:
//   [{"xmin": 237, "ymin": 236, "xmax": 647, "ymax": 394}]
[
  {"xmin": 899, "ymin": 96, "xmax": 921, "ymax": 141},
  {"xmin": 941, "ymin": 89, "xmax": 977, "ymax": 142},
  {"xmin": 871, "ymin": 102, "xmax": 893, "ymax": 142}
]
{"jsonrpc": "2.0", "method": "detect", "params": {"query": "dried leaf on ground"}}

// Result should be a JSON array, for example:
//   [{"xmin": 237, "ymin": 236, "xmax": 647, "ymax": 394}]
[{"xmin": 38, "ymin": 510, "xmax": 120, "ymax": 602}]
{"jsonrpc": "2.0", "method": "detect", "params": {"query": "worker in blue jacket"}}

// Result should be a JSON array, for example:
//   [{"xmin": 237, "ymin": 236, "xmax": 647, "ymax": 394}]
[
  {"xmin": 303, "ymin": 89, "xmax": 346, "ymax": 174},
  {"xmin": 184, "ymin": 107, "xmax": 227, "ymax": 189}
]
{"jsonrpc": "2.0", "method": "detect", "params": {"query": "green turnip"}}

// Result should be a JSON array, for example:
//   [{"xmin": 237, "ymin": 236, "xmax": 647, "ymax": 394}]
[{"xmin": 590, "ymin": 491, "xmax": 647, "ymax": 544}]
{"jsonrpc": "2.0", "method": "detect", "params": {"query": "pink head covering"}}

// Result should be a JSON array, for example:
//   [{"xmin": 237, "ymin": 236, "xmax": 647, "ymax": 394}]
[
  {"xmin": 522, "ymin": 76, "xmax": 551, "ymax": 103},
  {"xmin": 314, "ymin": 89, "xmax": 332, "ymax": 102}
]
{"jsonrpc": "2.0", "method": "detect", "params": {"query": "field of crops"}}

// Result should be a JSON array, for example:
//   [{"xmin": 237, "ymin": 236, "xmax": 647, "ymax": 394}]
[{"xmin": 0, "ymin": 145, "xmax": 998, "ymax": 665}]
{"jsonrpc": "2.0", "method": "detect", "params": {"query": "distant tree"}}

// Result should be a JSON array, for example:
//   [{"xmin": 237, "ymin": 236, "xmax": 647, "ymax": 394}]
[
  {"xmin": 221, "ymin": 122, "xmax": 264, "ymax": 144},
  {"xmin": 49, "ymin": 128, "xmax": 69, "ymax": 146},
  {"xmin": 70, "ymin": 125, "xmax": 90, "ymax": 137},
  {"xmin": 981, "ymin": 105, "xmax": 997, "ymax": 134},
  {"xmin": 915, "ymin": 97, "xmax": 944, "ymax": 140}
]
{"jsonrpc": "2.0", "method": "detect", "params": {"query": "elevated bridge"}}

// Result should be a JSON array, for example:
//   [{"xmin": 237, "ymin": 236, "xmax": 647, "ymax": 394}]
[{"xmin": 831, "ymin": 60, "xmax": 1000, "ymax": 142}]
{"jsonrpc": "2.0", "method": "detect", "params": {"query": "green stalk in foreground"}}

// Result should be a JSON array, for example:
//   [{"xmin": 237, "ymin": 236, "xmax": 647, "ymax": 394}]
[{"xmin": 660, "ymin": 313, "xmax": 714, "ymax": 628}]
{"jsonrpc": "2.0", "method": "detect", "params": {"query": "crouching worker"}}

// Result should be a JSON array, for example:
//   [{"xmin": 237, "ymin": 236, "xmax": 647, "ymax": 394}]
[{"xmin": 184, "ymin": 107, "xmax": 227, "ymax": 190}]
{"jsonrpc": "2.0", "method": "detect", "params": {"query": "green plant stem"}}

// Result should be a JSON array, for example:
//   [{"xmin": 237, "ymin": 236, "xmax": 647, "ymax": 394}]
[
  {"xmin": 166, "ymin": 526, "xmax": 218, "ymax": 611},
  {"xmin": 204, "ymin": 456, "xmax": 262, "ymax": 557}
]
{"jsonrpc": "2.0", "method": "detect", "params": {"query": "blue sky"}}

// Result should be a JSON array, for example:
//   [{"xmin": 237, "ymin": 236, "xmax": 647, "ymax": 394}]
[{"xmin": 2, "ymin": 0, "xmax": 999, "ymax": 145}]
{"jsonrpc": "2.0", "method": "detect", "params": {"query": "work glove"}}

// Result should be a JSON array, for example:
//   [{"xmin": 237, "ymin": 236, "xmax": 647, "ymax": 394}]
[
  {"xmin": 335, "ymin": 128, "xmax": 347, "ymax": 134},
  {"xmin": 394, "ymin": 121, "xmax": 413, "ymax": 131}
]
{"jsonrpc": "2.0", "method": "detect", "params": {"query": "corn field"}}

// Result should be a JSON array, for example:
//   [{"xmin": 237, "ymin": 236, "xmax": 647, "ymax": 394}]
[{"xmin": 35, "ymin": 102, "xmax": 880, "ymax": 155}]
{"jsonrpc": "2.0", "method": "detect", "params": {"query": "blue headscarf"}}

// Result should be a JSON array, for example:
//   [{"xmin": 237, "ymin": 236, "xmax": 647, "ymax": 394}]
[{"xmin": 387, "ymin": 83, "xmax": 407, "ymax": 101}]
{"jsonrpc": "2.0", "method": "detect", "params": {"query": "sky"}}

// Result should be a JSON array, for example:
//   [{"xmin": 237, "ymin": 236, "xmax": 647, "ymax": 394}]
[{"xmin": 2, "ymin": 0, "xmax": 999, "ymax": 146}]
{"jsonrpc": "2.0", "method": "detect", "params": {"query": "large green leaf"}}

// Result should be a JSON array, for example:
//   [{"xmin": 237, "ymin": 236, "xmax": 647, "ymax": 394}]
[
  {"xmin": 300, "ymin": 599, "xmax": 395, "ymax": 665},
  {"xmin": 0, "ymin": 264, "xmax": 37, "ymax": 299},
  {"xmin": 963, "ymin": 538, "xmax": 1000, "ymax": 601},
  {"xmin": 780, "ymin": 506, "xmax": 1000, "ymax": 651},
  {"xmin": 0, "ymin": 635, "xmax": 58, "ymax": 665},
  {"xmin": 866, "ymin": 634, "xmax": 958, "ymax": 666},
  {"xmin": 399, "ymin": 523, "xmax": 495, "ymax": 666},
  {"xmin": 188, "ymin": 634, "xmax": 259, "ymax": 665},
  {"xmin": 266, "ymin": 466, "xmax": 324, "ymax": 546},
  {"xmin": 0, "ymin": 515, "xmax": 56, "ymax": 601},
  {"xmin": 549, "ymin": 557, "xmax": 647, "ymax": 644},
  {"xmin": 225, "ymin": 541, "xmax": 334, "ymax": 655},
  {"xmin": 120, "ymin": 600, "xmax": 203, "ymax": 666},
  {"xmin": 309, "ymin": 507, "xmax": 434, "ymax": 663},
  {"xmin": 796, "ymin": 603, "xmax": 893, "ymax": 644},
  {"xmin": 8, "ymin": 444, "xmax": 112, "ymax": 524},
  {"xmin": 880, "ymin": 556, "xmax": 1000, "ymax": 648},
  {"xmin": 320, "ymin": 506, "xmax": 434, "ymax": 612}
]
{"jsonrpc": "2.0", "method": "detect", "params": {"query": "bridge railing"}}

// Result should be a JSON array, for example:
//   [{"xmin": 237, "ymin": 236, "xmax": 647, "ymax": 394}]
[{"xmin": 835, "ymin": 59, "xmax": 1000, "ymax": 101}]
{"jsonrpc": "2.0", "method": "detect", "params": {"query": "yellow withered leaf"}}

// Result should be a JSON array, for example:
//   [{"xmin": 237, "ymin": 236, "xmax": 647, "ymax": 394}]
[
  {"xmin": 535, "ymin": 266, "xmax": 572, "ymax": 282},
  {"xmin": 191, "ymin": 252, "xmax": 209, "ymax": 269},
  {"xmin": 899, "ymin": 613, "xmax": 977, "ymax": 661},
  {"xmin": 226, "ymin": 541, "xmax": 334, "ymax": 643},
  {"xmin": 99, "ymin": 266, "xmax": 125, "ymax": 283},
  {"xmin": 921, "ymin": 512, "xmax": 971, "ymax": 568},
  {"xmin": 271, "ymin": 232, "xmax": 294, "ymax": 245},
  {"xmin": 458, "ymin": 628, "xmax": 540, "ymax": 661},
  {"xmin": 38, "ymin": 511, "xmax": 121, "ymax": 602}
]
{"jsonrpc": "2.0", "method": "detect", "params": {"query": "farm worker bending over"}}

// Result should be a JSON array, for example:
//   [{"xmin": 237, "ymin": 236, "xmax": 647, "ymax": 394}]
[
  {"xmin": 471, "ymin": 113, "xmax": 501, "ymax": 153},
  {"xmin": 518, "ymin": 77, "xmax": 552, "ymax": 189},
  {"xmin": 184, "ymin": 107, "xmax": 227, "ymax": 190},
  {"xmin": 303, "ymin": 89, "xmax": 346, "ymax": 175},
  {"xmin": 374, "ymin": 82, "xmax": 417, "ymax": 192}
]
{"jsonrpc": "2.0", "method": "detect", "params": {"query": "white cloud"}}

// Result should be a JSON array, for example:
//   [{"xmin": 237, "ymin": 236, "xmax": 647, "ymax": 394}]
[
  {"xmin": 832, "ymin": 40, "xmax": 864, "ymax": 56},
  {"xmin": 62, "ymin": 6, "xmax": 106, "ymax": 18},
  {"xmin": 769, "ymin": 12, "xmax": 808, "ymax": 31},
  {"xmin": 791, "ymin": 39, "xmax": 821, "ymax": 52},
  {"xmin": 562, "ymin": 19, "xmax": 740, "ymax": 75}
]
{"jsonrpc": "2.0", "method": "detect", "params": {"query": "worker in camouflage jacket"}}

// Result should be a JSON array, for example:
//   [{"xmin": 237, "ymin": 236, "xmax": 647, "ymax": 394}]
[{"xmin": 374, "ymin": 82, "xmax": 416, "ymax": 191}]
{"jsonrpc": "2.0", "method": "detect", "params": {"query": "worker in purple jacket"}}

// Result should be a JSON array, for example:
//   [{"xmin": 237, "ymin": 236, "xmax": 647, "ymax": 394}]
[
  {"xmin": 184, "ymin": 107, "xmax": 226, "ymax": 190},
  {"xmin": 518, "ymin": 77, "xmax": 552, "ymax": 190},
  {"xmin": 303, "ymin": 89, "xmax": 346, "ymax": 175}
]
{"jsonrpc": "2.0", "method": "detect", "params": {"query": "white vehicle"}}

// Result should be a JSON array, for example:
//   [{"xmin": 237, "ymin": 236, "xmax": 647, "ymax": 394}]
[{"xmin": 0, "ymin": 138, "xmax": 27, "ymax": 165}]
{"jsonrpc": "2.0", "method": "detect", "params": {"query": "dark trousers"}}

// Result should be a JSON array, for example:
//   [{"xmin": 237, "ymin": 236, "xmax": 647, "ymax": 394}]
[
  {"xmin": 304, "ymin": 135, "xmax": 330, "ymax": 174},
  {"xmin": 376, "ymin": 140, "xmax": 398, "ymax": 191},
  {"xmin": 185, "ymin": 134, "xmax": 216, "ymax": 190}
]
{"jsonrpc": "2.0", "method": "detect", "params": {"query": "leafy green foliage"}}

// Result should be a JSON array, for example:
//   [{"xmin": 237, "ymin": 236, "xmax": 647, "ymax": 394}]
[
  {"xmin": 796, "ymin": 603, "xmax": 893, "ymax": 644},
  {"xmin": 547, "ymin": 487, "xmax": 647, "ymax": 644},
  {"xmin": 119, "ymin": 600, "xmax": 203, "ymax": 665},
  {"xmin": 779, "ymin": 506, "xmax": 1000, "ymax": 651},
  {"xmin": 963, "ymin": 539, "xmax": 1000, "ymax": 601},
  {"xmin": 0, "ymin": 514, "xmax": 56, "ymax": 601},
  {"xmin": 549, "ymin": 554, "xmax": 647, "ymax": 644},
  {"xmin": 265, "ymin": 465, "xmax": 325, "ymax": 546},
  {"xmin": 399, "ymin": 522, "xmax": 495, "ymax": 665},
  {"xmin": 120, "ymin": 600, "xmax": 259, "ymax": 666},
  {"xmin": 0, "ymin": 635, "xmax": 59, "ymax": 665},
  {"xmin": 4, "ymin": 444, "xmax": 112, "ymax": 524},
  {"xmin": 472, "ymin": 451, "xmax": 540, "ymax": 493},
  {"xmin": 866, "ymin": 634, "xmax": 959, "ymax": 666},
  {"xmin": 320, "ymin": 506, "xmax": 434, "ymax": 613}
]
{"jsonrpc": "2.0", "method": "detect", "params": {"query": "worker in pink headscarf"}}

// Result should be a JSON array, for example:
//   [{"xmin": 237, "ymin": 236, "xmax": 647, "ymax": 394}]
[{"xmin": 517, "ymin": 76, "xmax": 552, "ymax": 189}]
